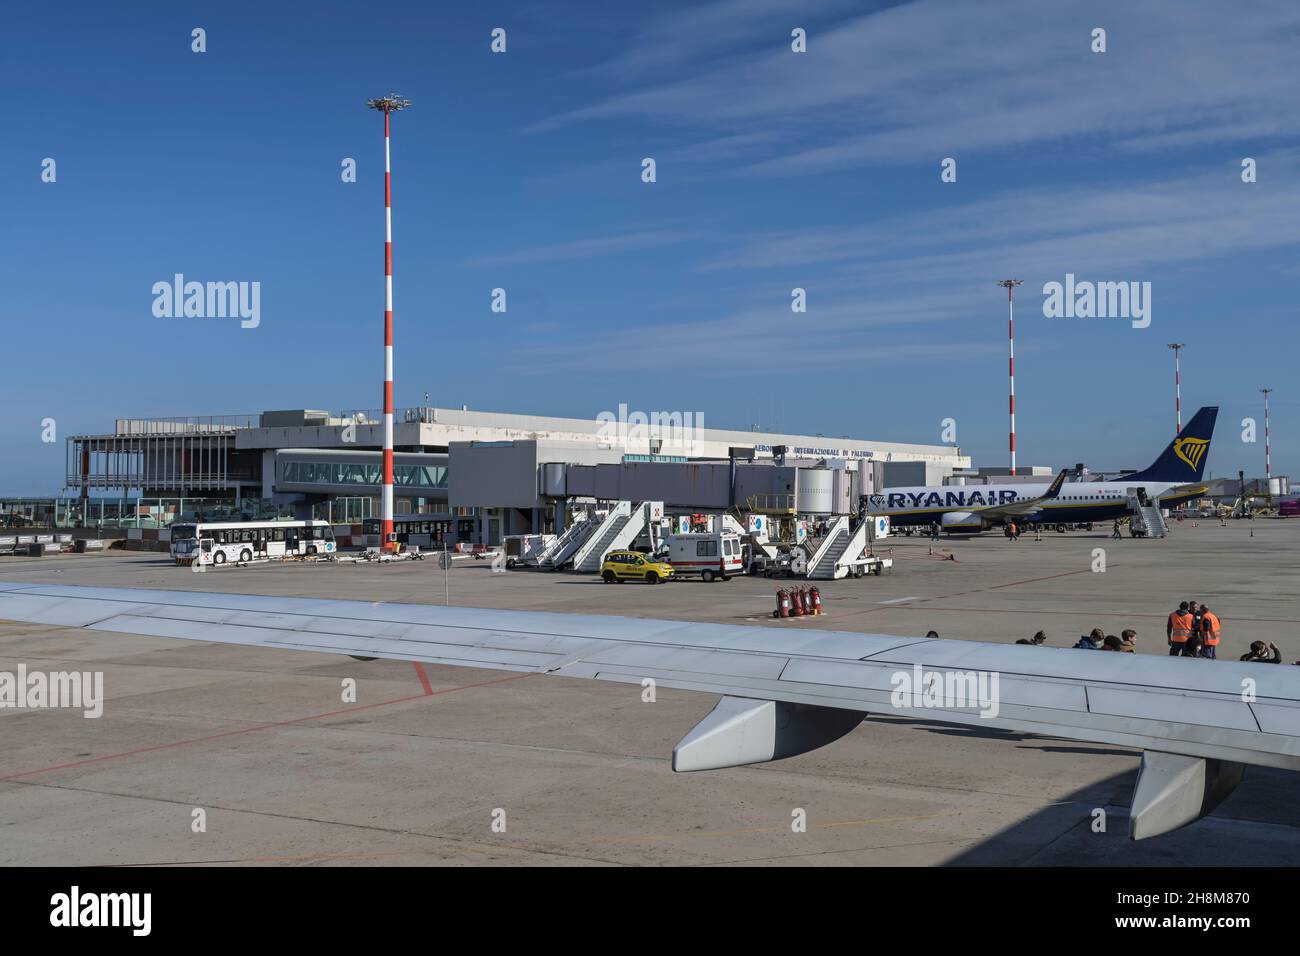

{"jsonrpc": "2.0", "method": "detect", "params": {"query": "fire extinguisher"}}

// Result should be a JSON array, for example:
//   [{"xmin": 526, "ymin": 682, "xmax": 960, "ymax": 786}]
[
  {"xmin": 808, "ymin": 586, "xmax": 821, "ymax": 616},
  {"xmin": 791, "ymin": 586, "xmax": 806, "ymax": 616},
  {"xmin": 773, "ymin": 588, "xmax": 790, "ymax": 619}
]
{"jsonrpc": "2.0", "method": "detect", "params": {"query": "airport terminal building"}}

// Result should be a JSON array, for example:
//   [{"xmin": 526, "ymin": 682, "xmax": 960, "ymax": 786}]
[{"xmin": 62, "ymin": 406, "xmax": 970, "ymax": 541}]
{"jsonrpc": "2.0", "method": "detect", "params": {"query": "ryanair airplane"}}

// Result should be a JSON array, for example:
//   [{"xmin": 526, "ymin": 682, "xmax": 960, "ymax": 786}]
[{"xmin": 867, "ymin": 406, "xmax": 1218, "ymax": 531}]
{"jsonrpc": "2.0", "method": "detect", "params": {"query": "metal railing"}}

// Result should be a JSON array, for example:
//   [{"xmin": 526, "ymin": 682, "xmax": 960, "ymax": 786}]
[
  {"xmin": 114, "ymin": 414, "xmax": 260, "ymax": 435},
  {"xmin": 335, "ymin": 406, "xmax": 440, "ymax": 426},
  {"xmin": 744, "ymin": 493, "xmax": 797, "ymax": 514}
]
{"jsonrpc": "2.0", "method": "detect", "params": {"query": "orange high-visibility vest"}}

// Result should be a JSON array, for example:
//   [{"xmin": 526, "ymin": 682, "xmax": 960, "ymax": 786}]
[
  {"xmin": 1168, "ymin": 611, "xmax": 1194, "ymax": 643},
  {"xmin": 1201, "ymin": 611, "xmax": 1222, "ymax": 645}
]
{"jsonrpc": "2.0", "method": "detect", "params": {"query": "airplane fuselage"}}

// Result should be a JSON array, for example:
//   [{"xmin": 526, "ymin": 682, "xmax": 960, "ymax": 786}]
[{"xmin": 867, "ymin": 480, "xmax": 1203, "ymax": 528}]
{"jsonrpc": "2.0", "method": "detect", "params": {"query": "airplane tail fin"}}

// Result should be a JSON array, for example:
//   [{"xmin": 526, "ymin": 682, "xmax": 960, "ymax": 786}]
[
  {"xmin": 1043, "ymin": 469, "xmax": 1067, "ymax": 500},
  {"xmin": 1119, "ymin": 406, "xmax": 1218, "ymax": 483}
]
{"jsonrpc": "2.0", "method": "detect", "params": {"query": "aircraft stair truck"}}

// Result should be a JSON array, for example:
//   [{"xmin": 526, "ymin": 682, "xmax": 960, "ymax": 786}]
[
  {"xmin": 538, "ymin": 512, "xmax": 599, "ymax": 570},
  {"xmin": 806, "ymin": 515, "xmax": 892, "ymax": 580},
  {"xmin": 571, "ymin": 502, "xmax": 664, "ymax": 574},
  {"xmin": 1127, "ymin": 488, "xmax": 1168, "ymax": 538}
]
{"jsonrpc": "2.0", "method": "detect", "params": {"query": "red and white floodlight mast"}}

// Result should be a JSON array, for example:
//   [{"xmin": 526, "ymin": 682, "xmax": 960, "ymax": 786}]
[
  {"xmin": 1262, "ymin": 387, "xmax": 1273, "ymax": 489},
  {"xmin": 367, "ymin": 92, "xmax": 411, "ymax": 552},
  {"xmin": 1168, "ymin": 343, "xmax": 1185, "ymax": 436},
  {"xmin": 997, "ymin": 279, "xmax": 1023, "ymax": 475}
]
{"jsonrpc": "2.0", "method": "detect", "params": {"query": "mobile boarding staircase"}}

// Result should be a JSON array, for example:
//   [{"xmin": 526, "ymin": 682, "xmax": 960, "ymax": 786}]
[
  {"xmin": 1128, "ymin": 497, "xmax": 1168, "ymax": 538},
  {"xmin": 537, "ymin": 513, "xmax": 598, "ymax": 570},
  {"xmin": 806, "ymin": 516, "xmax": 881, "ymax": 579},
  {"xmin": 571, "ymin": 502, "xmax": 655, "ymax": 573}
]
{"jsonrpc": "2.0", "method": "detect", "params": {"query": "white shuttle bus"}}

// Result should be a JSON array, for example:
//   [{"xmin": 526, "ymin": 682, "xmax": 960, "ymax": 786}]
[{"xmin": 170, "ymin": 520, "xmax": 336, "ymax": 565}]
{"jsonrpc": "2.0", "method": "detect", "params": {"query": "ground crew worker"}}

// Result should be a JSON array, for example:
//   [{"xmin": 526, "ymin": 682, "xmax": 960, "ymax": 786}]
[
  {"xmin": 1199, "ymin": 604, "xmax": 1222, "ymax": 659},
  {"xmin": 1187, "ymin": 599, "xmax": 1203, "ymax": 638},
  {"xmin": 1167, "ymin": 601, "xmax": 1195, "ymax": 656},
  {"xmin": 1241, "ymin": 641, "xmax": 1282, "ymax": 663},
  {"xmin": 1111, "ymin": 520, "xmax": 1122, "ymax": 539}
]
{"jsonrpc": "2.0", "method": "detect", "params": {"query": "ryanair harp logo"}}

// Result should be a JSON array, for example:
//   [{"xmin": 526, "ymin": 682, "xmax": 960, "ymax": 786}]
[{"xmin": 1174, "ymin": 437, "xmax": 1209, "ymax": 471}]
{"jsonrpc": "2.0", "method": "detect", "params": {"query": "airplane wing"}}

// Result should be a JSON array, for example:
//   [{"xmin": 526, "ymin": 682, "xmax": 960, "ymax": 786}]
[
  {"xmin": 2, "ymin": 579, "xmax": 1297, "ymax": 840},
  {"xmin": 1157, "ymin": 483, "xmax": 1209, "ymax": 502},
  {"xmin": 969, "ymin": 469, "xmax": 1068, "ymax": 520}
]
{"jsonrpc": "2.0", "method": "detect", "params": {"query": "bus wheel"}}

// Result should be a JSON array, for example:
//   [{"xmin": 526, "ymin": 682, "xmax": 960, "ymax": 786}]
[
  {"xmin": 213, "ymin": 552, "xmax": 226, "ymax": 565},
  {"xmin": 240, "ymin": 549, "xmax": 252, "ymax": 563},
  {"xmin": 349, "ymin": 655, "xmax": 378, "ymax": 662},
  {"xmin": 702, "ymin": 570, "xmax": 716, "ymax": 583}
]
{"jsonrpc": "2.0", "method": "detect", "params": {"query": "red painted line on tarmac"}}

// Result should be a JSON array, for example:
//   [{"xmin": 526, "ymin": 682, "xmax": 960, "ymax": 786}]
[
  {"xmin": 413, "ymin": 661, "xmax": 434, "ymax": 695},
  {"xmin": 0, "ymin": 670, "xmax": 532, "ymax": 784},
  {"xmin": 984, "ymin": 568, "xmax": 1094, "ymax": 591}
]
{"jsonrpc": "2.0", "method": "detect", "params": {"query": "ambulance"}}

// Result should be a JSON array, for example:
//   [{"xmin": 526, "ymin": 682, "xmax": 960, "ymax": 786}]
[{"xmin": 662, "ymin": 531, "xmax": 745, "ymax": 582}]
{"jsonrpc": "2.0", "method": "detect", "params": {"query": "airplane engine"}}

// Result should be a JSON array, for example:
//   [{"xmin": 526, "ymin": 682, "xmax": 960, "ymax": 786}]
[{"xmin": 940, "ymin": 511, "xmax": 987, "ymax": 530}]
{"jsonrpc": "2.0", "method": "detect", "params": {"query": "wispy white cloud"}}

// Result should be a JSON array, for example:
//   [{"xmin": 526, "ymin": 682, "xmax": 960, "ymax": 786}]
[
  {"xmin": 532, "ymin": 0, "xmax": 1300, "ymax": 174},
  {"xmin": 700, "ymin": 150, "xmax": 1300, "ymax": 286},
  {"xmin": 492, "ymin": 147, "xmax": 1300, "ymax": 373},
  {"xmin": 516, "ymin": 286, "xmax": 1008, "ymax": 372},
  {"xmin": 462, "ymin": 229, "xmax": 696, "ymax": 267},
  {"xmin": 567, "ymin": 0, "xmax": 863, "ymax": 84}
]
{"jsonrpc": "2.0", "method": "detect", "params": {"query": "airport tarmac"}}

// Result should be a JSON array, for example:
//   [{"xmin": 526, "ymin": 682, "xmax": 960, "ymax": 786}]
[{"xmin": 2, "ymin": 519, "xmax": 1298, "ymax": 866}]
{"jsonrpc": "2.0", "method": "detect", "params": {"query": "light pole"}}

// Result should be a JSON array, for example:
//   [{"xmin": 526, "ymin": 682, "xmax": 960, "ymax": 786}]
[
  {"xmin": 1262, "ymin": 387, "xmax": 1273, "ymax": 492},
  {"xmin": 997, "ymin": 280, "xmax": 1022, "ymax": 475},
  {"xmin": 367, "ymin": 92, "xmax": 411, "ymax": 552},
  {"xmin": 1167, "ymin": 343, "xmax": 1185, "ymax": 435}
]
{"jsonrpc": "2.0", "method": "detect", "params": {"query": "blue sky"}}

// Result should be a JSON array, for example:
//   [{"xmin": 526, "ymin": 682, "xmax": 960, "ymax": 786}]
[{"xmin": 3, "ymin": 0, "xmax": 1297, "ymax": 493}]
